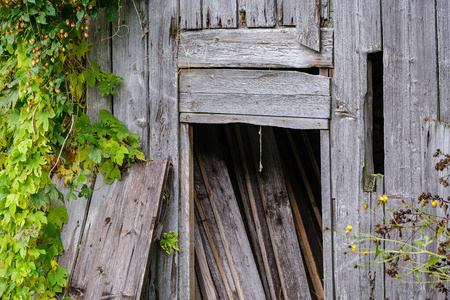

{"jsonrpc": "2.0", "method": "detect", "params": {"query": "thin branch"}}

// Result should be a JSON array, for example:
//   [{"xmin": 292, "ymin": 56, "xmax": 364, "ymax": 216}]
[{"xmin": 49, "ymin": 115, "xmax": 74, "ymax": 177}]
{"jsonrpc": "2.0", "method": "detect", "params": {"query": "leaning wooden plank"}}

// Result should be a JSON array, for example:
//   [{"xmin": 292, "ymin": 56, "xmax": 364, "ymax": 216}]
[
  {"xmin": 203, "ymin": 0, "xmax": 237, "ymax": 28},
  {"xmin": 283, "ymin": 161, "xmax": 324, "ymax": 300},
  {"xmin": 239, "ymin": 0, "xmax": 276, "ymax": 27},
  {"xmin": 195, "ymin": 219, "xmax": 219, "ymax": 300},
  {"xmin": 195, "ymin": 126, "xmax": 266, "ymax": 299},
  {"xmin": 178, "ymin": 28, "xmax": 333, "ymax": 68},
  {"xmin": 247, "ymin": 126, "xmax": 311, "ymax": 300},
  {"xmin": 111, "ymin": 0, "xmax": 149, "ymax": 156},
  {"xmin": 302, "ymin": 131, "xmax": 321, "ymax": 185},
  {"xmin": 181, "ymin": 0, "xmax": 202, "ymax": 29},
  {"xmin": 296, "ymin": 0, "xmax": 320, "ymax": 51},
  {"xmin": 180, "ymin": 94, "xmax": 330, "ymax": 119},
  {"xmin": 86, "ymin": 9, "xmax": 112, "ymax": 124},
  {"xmin": 69, "ymin": 160, "xmax": 169, "ymax": 299},
  {"xmin": 286, "ymin": 130, "xmax": 322, "ymax": 229},
  {"xmin": 194, "ymin": 159, "xmax": 238, "ymax": 300},
  {"xmin": 180, "ymin": 69, "xmax": 330, "ymax": 96},
  {"xmin": 180, "ymin": 113, "xmax": 329, "ymax": 130},
  {"xmin": 224, "ymin": 125, "xmax": 272, "ymax": 299},
  {"xmin": 437, "ymin": 0, "xmax": 450, "ymax": 123},
  {"xmin": 148, "ymin": 0, "xmax": 180, "ymax": 297},
  {"xmin": 277, "ymin": 0, "xmax": 296, "ymax": 26},
  {"xmin": 235, "ymin": 124, "xmax": 282, "ymax": 300}
]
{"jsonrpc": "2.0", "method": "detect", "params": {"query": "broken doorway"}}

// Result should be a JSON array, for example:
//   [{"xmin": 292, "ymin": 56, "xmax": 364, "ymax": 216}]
[{"xmin": 193, "ymin": 124, "xmax": 324, "ymax": 300}]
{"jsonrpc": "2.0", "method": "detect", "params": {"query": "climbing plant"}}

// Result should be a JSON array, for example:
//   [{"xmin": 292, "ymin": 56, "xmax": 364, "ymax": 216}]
[{"xmin": 0, "ymin": 0, "xmax": 144, "ymax": 298}]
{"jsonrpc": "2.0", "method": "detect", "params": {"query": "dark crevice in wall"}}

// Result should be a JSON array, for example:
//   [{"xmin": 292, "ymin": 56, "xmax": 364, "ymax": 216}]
[{"xmin": 370, "ymin": 51, "xmax": 384, "ymax": 175}]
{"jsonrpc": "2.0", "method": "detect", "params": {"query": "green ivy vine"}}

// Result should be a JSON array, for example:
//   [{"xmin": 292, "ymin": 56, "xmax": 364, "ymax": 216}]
[{"xmin": 0, "ymin": 0, "xmax": 144, "ymax": 298}]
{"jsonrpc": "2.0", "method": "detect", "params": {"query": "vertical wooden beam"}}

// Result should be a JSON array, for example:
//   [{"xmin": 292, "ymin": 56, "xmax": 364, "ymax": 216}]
[
  {"xmin": 111, "ymin": 0, "xmax": 149, "ymax": 156},
  {"xmin": 277, "ymin": 0, "xmax": 296, "ymax": 26},
  {"xmin": 296, "ymin": 0, "xmax": 321, "ymax": 52},
  {"xmin": 181, "ymin": 0, "xmax": 202, "ymax": 29},
  {"xmin": 437, "ymin": 1, "xmax": 450, "ymax": 123},
  {"xmin": 239, "ymin": 0, "xmax": 276, "ymax": 28},
  {"xmin": 179, "ymin": 124, "xmax": 195, "ymax": 299},
  {"xmin": 148, "ymin": 0, "xmax": 180, "ymax": 297},
  {"xmin": 202, "ymin": 0, "xmax": 237, "ymax": 28}
]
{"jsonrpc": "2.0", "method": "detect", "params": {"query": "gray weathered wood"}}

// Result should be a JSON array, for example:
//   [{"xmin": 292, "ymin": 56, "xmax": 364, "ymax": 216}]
[
  {"xmin": 437, "ymin": 0, "xmax": 450, "ymax": 123},
  {"xmin": 70, "ymin": 161, "xmax": 169, "ymax": 299},
  {"xmin": 180, "ymin": 94, "xmax": 330, "ymax": 119},
  {"xmin": 179, "ymin": 28, "xmax": 333, "ymax": 69},
  {"xmin": 297, "ymin": 0, "xmax": 320, "ymax": 52},
  {"xmin": 86, "ymin": 9, "xmax": 112, "ymax": 124},
  {"xmin": 239, "ymin": 0, "xmax": 276, "ymax": 27},
  {"xmin": 382, "ymin": 0, "xmax": 438, "ymax": 298},
  {"xmin": 277, "ymin": 0, "xmax": 296, "ymax": 26},
  {"xmin": 181, "ymin": 0, "xmax": 202, "ymax": 29},
  {"xmin": 181, "ymin": 113, "xmax": 329, "ymax": 130},
  {"xmin": 247, "ymin": 126, "xmax": 311, "ymax": 300},
  {"xmin": 196, "ymin": 126, "xmax": 266, "ymax": 300},
  {"xmin": 361, "ymin": 0, "xmax": 382, "ymax": 53},
  {"xmin": 112, "ymin": 0, "xmax": 149, "ymax": 156},
  {"xmin": 179, "ymin": 124, "xmax": 195, "ymax": 300},
  {"xmin": 320, "ymin": 130, "xmax": 334, "ymax": 300},
  {"xmin": 148, "ymin": 0, "xmax": 180, "ymax": 297},
  {"xmin": 203, "ymin": 0, "xmax": 237, "ymax": 28}
]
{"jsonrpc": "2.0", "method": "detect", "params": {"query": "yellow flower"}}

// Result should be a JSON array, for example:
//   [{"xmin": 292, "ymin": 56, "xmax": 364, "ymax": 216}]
[
  {"xmin": 377, "ymin": 195, "xmax": 389, "ymax": 206},
  {"xmin": 352, "ymin": 244, "xmax": 357, "ymax": 252},
  {"xmin": 347, "ymin": 225, "xmax": 353, "ymax": 231},
  {"xmin": 363, "ymin": 251, "xmax": 368, "ymax": 256},
  {"xmin": 421, "ymin": 199, "xmax": 426, "ymax": 207},
  {"xmin": 432, "ymin": 200, "xmax": 438, "ymax": 207}
]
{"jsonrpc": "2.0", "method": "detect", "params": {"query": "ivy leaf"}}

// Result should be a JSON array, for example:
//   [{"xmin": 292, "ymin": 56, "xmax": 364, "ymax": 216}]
[
  {"xmin": 28, "ymin": 211, "xmax": 47, "ymax": 231},
  {"xmin": 30, "ymin": 188, "xmax": 51, "ymax": 209},
  {"xmin": 45, "ymin": 3, "xmax": 56, "ymax": 16},
  {"xmin": 89, "ymin": 147, "xmax": 103, "ymax": 164},
  {"xmin": 77, "ymin": 10, "xmax": 84, "ymax": 22},
  {"xmin": 36, "ymin": 12, "xmax": 47, "ymax": 24},
  {"xmin": 47, "ymin": 266, "xmax": 68, "ymax": 290},
  {"xmin": 0, "ymin": 278, "xmax": 6, "ymax": 297},
  {"xmin": 47, "ymin": 206, "xmax": 68, "ymax": 229}
]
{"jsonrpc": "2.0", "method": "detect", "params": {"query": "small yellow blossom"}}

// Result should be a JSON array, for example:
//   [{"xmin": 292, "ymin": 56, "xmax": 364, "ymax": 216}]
[
  {"xmin": 363, "ymin": 251, "xmax": 368, "ymax": 256},
  {"xmin": 432, "ymin": 200, "xmax": 438, "ymax": 207},
  {"xmin": 352, "ymin": 244, "xmax": 357, "ymax": 252},
  {"xmin": 381, "ymin": 195, "xmax": 388, "ymax": 201},
  {"xmin": 377, "ymin": 195, "xmax": 389, "ymax": 206},
  {"xmin": 346, "ymin": 225, "xmax": 352, "ymax": 236},
  {"xmin": 421, "ymin": 199, "xmax": 426, "ymax": 207}
]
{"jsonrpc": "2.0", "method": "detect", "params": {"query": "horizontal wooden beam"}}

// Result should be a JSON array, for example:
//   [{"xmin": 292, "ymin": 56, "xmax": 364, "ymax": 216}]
[
  {"xmin": 180, "ymin": 113, "xmax": 329, "ymax": 129},
  {"xmin": 179, "ymin": 28, "xmax": 333, "ymax": 69}
]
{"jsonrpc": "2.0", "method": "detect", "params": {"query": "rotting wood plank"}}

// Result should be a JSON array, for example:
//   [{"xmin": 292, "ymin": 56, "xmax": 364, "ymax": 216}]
[
  {"xmin": 181, "ymin": 0, "xmax": 202, "ymax": 29},
  {"xmin": 296, "ymin": 0, "xmax": 320, "ymax": 52},
  {"xmin": 224, "ymin": 125, "xmax": 272, "ymax": 299},
  {"xmin": 277, "ymin": 0, "xmax": 296, "ymax": 26},
  {"xmin": 111, "ymin": 0, "xmax": 149, "ymax": 156},
  {"xmin": 178, "ymin": 28, "xmax": 333, "ymax": 69},
  {"xmin": 437, "ymin": 0, "xmax": 450, "ymax": 123},
  {"xmin": 247, "ymin": 126, "xmax": 311, "ymax": 300},
  {"xmin": 239, "ymin": 0, "xmax": 276, "ymax": 27},
  {"xmin": 147, "ymin": 0, "xmax": 180, "ymax": 297},
  {"xmin": 180, "ymin": 69, "xmax": 330, "ymax": 96},
  {"xmin": 194, "ymin": 220, "xmax": 218, "ymax": 300},
  {"xmin": 203, "ymin": 0, "xmax": 237, "ymax": 28},
  {"xmin": 320, "ymin": 130, "xmax": 334, "ymax": 300},
  {"xmin": 382, "ymin": 1, "xmax": 438, "ymax": 297},
  {"xmin": 180, "ymin": 113, "xmax": 329, "ymax": 130},
  {"xmin": 235, "ymin": 124, "xmax": 282, "ymax": 300},
  {"xmin": 86, "ymin": 9, "xmax": 112, "ymax": 124},
  {"xmin": 180, "ymin": 94, "xmax": 330, "ymax": 119},
  {"xmin": 194, "ymin": 161, "xmax": 238, "ymax": 300},
  {"xmin": 69, "ymin": 160, "xmax": 169, "ymax": 299},
  {"xmin": 195, "ymin": 126, "xmax": 266, "ymax": 300}
]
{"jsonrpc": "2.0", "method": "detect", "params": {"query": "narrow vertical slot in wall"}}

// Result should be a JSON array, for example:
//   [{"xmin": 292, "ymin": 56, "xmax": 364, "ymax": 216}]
[{"xmin": 370, "ymin": 52, "xmax": 384, "ymax": 175}]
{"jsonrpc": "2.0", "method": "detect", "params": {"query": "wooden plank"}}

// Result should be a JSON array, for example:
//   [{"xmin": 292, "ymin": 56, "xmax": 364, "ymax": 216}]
[
  {"xmin": 277, "ymin": 0, "xmax": 296, "ymax": 26},
  {"xmin": 194, "ymin": 220, "xmax": 218, "ymax": 300},
  {"xmin": 147, "ymin": 0, "xmax": 180, "ymax": 297},
  {"xmin": 235, "ymin": 124, "xmax": 282, "ymax": 300},
  {"xmin": 203, "ymin": 0, "xmax": 237, "ymax": 28},
  {"xmin": 247, "ymin": 126, "xmax": 311, "ymax": 300},
  {"xmin": 239, "ymin": 0, "xmax": 276, "ymax": 27},
  {"xmin": 296, "ymin": 0, "xmax": 320, "ymax": 52},
  {"xmin": 320, "ymin": 130, "xmax": 334, "ymax": 300},
  {"xmin": 181, "ymin": 0, "xmax": 202, "ymax": 29},
  {"xmin": 361, "ymin": 0, "xmax": 382, "ymax": 52},
  {"xmin": 195, "ymin": 126, "xmax": 266, "ymax": 300},
  {"xmin": 437, "ymin": 1, "xmax": 450, "ymax": 123},
  {"xmin": 180, "ymin": 94, "xmax": 330, "ymax": 119},
  {"xmin": 179, "ymin": 124, "xmax": 195, "ymax": 299},
  {"xmin": 194, "ymin": 161, "xmax": 238, "ymax": 299},
  {"xmin": 302, "ymin": 131, "xmax": 321, "ymax": 185},
  {"xmin": 180, "ymin": 69, "xmax": 330, "ymax": 96},
  {"xmin": 178, "ymin": 28, "xmax": 334, "ymax": 69},
  {"xmin": 69, "ymin": 161, "xmax": 169, "ymax": 299},
  {"xmin": 86, "ymin": 9, "xmax": 112, "ymax": 124},
  {"xmin": 181, "ymin": 113, "xmax": 329, "ymax": 129},
  {"xmin": 111, "ymin": 0, "xmax": 149, "ymax": 156}
]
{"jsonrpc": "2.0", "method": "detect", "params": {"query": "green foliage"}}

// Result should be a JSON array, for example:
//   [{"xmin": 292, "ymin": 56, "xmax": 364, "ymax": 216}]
[
  {"xmin": 160, "ymin": 231, "xmax": 180, "ymax": 255},
  {"xmin": 0, "ymin": 0, "xmax": 140, "ymax": 298}
]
